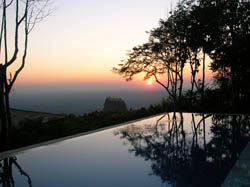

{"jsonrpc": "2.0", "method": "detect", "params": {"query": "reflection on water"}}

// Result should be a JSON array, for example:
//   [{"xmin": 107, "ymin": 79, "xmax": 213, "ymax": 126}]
[
  {"xmin": 0, "ymin": 113, "xmax": 249, "ymax": 187},
  {"xmin": 0, "ymin": 157, "xmax": 32, "ymax": 187},
  {"xmin": 115, "ymin": 113, "xmax": 250, "ymax": 187}
]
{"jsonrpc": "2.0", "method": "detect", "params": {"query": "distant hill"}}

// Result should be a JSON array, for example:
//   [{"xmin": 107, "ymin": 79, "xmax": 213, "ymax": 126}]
[{"xmin": 10, "ymin": 89, "xmax": 166, "ymax": 114}]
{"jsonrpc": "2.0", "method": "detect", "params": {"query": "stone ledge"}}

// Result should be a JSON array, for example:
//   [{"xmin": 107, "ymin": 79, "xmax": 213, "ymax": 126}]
[{"xmin": 222, "ymin": 141, "xmax": 250, "ymax": 187}]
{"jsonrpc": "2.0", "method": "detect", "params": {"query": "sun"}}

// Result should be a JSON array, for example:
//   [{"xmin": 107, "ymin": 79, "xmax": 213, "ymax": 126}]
[{"xmin": 147, "ymin": 80, "xmax": 152, "ymax": 86}]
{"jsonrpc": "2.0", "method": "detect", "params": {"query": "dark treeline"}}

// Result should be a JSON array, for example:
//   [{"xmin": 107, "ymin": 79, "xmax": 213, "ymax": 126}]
[
  {"xmin": 0, "ymin": 92, "xmax": 231, "ymax": 152},
  {"xmin": 2, "ymin": 93, "xmax": 246, "ymax": 152},
  {"xmin": 113, "ymin": 0, "xmax": 250, "ymax": 113},
  {"xmin": 1, "ymin": 0, "xmax": 250, "ymax": 152},
  {"xmin": 7, "ymin": 103, "xmax": 169, "ymax": 151}
]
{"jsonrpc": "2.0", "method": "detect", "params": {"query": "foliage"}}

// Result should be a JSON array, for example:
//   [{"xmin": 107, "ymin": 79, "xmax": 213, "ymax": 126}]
[
  {"xmin": 2, "ymin": 0, "xmax": 250, "ymax": 152},
  {"xmin": 113, "ymin": 1, "xmax": 207, "ymax": 111},
  {"xmin": 113, "ymin": 0, "xmax": 250, "ymax": 113},
  {"xmin": 8, "ymin": 103, "xmax": 171, "ymax": 150},
  {"xmin": 191, "ymin": 0, "xmax": 250, "ymax": 109},
  {"xmin": 7, "ymin": 85, "xmax": 250, "ymax": 152}
]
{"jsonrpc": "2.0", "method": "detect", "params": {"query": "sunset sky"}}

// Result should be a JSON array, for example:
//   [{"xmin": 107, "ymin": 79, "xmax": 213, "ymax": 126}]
[
  {"xmin": 8, "ymin": 0, "xmax": 213, "ymax": 91},
  {"xmin": 11, "ymin": 0, "xmax": 177, "ymax": 87}
]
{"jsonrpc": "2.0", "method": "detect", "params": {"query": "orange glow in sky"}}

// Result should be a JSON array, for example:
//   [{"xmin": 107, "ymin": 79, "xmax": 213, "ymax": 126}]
[
  {"xmin": 7, "ymin": 0, "xmax": 216, "ymax": 90},
  {"xmin": 6, "ymin": 0, "xmax": 185, "ymax": 89},
  {"xmin": 8, "ymin": 0, "xmax": 174, "ymax": 87}
]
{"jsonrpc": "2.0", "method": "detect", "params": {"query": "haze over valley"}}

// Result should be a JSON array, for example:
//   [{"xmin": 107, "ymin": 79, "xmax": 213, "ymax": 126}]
[{"xmin": 10, "ymin": 84, "xmax": 166, "ymax": 114}]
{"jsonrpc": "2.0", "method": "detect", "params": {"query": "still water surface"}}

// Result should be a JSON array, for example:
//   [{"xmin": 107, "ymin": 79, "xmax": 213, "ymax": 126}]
[{"xmin": 0, "ymin": 113, "xmax": 250, "ymax": 187}]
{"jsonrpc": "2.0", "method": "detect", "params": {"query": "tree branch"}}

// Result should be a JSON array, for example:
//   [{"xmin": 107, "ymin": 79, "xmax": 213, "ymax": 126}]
[
  {"xmin": 154, "ymin": 74, "xmax": 174, "ymax": 98},
  {"xmin": 3, "ymin": 0, "xmax": 8, "ymax": 65},
  {"xmin": 0, "ymin": 0, "xmax": 5, "ymax": 58},
  {"xmin": 7, "ymin": 0, "xmax": 28, "ymax": 67},
  {"xmin": 7, "ymin": 16, "xmax": 28, "ymax": 92}
]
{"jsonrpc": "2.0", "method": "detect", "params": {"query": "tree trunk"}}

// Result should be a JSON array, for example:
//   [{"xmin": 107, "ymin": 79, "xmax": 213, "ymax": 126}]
[
  {"xmin": 0, "ymin": 64, "xmax": 10, "ymax": 151},
  {"xmin": 231, "ymin": 65, "xmax": 240, "ymax": 112},
  {"xmin": 201, "ymin": 51, "xmax": 206, "ymax": 104}
]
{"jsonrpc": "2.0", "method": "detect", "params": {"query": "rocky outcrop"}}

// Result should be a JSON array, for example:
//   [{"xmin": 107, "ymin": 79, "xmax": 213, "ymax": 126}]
[{"xmin": 103, "ymin": 97, "xmax": 127, "ymax": 112}]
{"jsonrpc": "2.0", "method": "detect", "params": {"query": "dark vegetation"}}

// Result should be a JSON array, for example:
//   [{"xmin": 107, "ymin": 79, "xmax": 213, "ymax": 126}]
[
  {"xmin": 9, "ymin": 102, "xmax": 169, "ymax": 150},
  {"xmin": 1, "ymin": 0, "xmax": 250, "ymax": 151},
  {"xmin": 113, "ymin": 0, "xmax": 250, "ymax": 113},
  {"xmin": 8, "ymin": 85, "xmax": 249, "ymax": 151},
  {"xmin": 1, "ymin": 1, "xmax": 250, "ymax": 187}
]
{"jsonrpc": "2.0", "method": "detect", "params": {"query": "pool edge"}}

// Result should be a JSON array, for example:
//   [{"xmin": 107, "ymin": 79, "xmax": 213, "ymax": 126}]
[
  {"xmin": 221, "ymin": 140, "xmax": 250, "ymax": 187},
  {"xmin": 0, "ymin": 112, "xmax": 167, "ymax": 159}
]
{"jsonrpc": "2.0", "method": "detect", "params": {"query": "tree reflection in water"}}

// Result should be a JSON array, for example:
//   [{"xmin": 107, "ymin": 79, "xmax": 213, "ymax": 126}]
[
  {"xmin": 0, "ymin": 157, "xmax": 32, "ymax": 187},
  {"xmin": 115, "ymin": 113, "xmax": 250, "ymax": 187}
]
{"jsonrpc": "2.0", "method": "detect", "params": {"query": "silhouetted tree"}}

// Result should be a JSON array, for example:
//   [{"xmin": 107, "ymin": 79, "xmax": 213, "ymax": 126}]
[
  {"xmin": 114, "ymin": 0, "xmax": 250, "ymax": 113},
  {"xmin": 112, "ymin": 39, "xmax": 184, "ymax": 109},
  {"xmin": 191, "ymin": 0, "xmax": 250, "ymax": 111},
  {"xmin": 0, "ymin": 0, "xmax": 52, "ymax": 150},
  {"xmin": 113, "ymin": 1, "xmax": 212, "ymax": 111},
  {"xmin": 113, "ymin": 2, "xmax": 196, "ymax": 111}
]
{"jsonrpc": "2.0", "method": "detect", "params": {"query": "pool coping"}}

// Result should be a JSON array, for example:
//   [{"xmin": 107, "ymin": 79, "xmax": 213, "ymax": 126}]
[
  {"xmin": 221, "ymin": 141, "xmax": 250, "ymax": 187},
  {"xmin": 0, "ymin": 112, "xmax": 167, "ymax": 160}
]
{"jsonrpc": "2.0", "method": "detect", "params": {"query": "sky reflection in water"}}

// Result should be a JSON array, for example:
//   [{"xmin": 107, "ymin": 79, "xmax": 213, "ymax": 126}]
[{"xmin": 1, "ymin": 113, "xmax": 250, "ymax": 187}]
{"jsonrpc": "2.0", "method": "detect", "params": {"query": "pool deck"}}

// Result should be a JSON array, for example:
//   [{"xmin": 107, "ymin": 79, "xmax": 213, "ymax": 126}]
[{"xmin": 222, "ymin": 141, "xmax": 250, "ymax": 187}]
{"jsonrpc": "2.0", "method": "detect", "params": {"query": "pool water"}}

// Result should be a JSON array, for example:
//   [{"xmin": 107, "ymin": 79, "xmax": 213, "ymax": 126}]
[{"xmin": 0, "ymin": 113, "xmax": 250, "ymax": 187}]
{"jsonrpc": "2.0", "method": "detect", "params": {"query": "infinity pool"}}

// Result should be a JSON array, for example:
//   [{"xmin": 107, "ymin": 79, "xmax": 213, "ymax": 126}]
[{"xmin": 0, "ymin": 113, "xmax": 250, "ymax": 187}]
